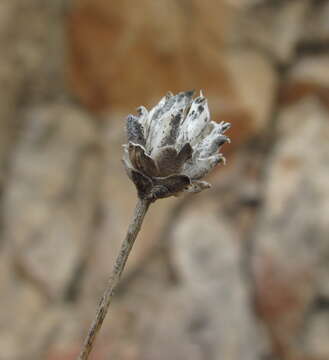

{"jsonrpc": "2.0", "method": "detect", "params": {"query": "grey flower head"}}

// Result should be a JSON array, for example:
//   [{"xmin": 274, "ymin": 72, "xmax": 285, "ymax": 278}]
[{"xmin": 123, "ymin": 90, "xmax": 231, "ymax": 201}]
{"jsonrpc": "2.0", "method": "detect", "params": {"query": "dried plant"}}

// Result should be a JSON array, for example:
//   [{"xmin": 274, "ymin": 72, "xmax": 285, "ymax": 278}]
[{"xmin": 78, "ymin": 90, "xmax": 231, "ymax": 360}]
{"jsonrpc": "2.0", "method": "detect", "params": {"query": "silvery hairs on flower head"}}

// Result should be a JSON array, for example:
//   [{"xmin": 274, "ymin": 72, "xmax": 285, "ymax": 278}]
[{"xmin": 123, "ymin": 90, "xmax": 231, "ymax": 201}]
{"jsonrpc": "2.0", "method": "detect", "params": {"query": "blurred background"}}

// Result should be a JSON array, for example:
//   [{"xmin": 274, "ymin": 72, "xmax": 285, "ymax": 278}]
[{"xmin": 0, "ymin": 0, "xmax": 328, "ymax": 359}]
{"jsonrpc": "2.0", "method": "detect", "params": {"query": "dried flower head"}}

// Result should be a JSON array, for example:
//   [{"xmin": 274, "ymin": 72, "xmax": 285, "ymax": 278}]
[{"xmin": 123, "ymin": 90, "xmax": 230, "ymax": 201}]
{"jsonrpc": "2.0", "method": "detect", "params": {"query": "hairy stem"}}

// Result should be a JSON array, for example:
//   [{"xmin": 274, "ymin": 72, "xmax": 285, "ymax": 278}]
[{"xmin": 77, "ymin": 198, "xmax": 151, "ymax": 360}]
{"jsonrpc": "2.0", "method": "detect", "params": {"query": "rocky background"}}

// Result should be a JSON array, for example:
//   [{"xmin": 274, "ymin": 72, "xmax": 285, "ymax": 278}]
[{"xmin": 0, "ymin": 0, "xmax": 328, "ymax": 359}]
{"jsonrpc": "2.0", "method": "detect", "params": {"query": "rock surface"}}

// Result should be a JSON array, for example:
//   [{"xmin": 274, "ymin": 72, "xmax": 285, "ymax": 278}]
[
  {"xmin": 142, "ymin": 196, "xmax": 269, "ymax": 360},
  {"xmin": 0, "ymin": 1, "xmax": 329, "ymax": 360},
  {"xmin": 252, "ymin": 98, "xmax": 329, "ymax": 359}
]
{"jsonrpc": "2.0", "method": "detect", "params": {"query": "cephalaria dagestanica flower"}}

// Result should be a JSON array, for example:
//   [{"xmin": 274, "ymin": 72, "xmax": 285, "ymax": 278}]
[{"xmin": 123, "ymin": 90, "xmax": 231, "ymax": 201}]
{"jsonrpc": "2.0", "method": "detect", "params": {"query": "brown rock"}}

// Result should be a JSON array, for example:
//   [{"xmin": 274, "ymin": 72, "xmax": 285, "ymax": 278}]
[
  {"xmin": 67, "ymin": 0, "xmax": 277, "ymax": 156},
  {"xmin": 67, "ymin": 0, "xmax": 233, "ymax": 112}
]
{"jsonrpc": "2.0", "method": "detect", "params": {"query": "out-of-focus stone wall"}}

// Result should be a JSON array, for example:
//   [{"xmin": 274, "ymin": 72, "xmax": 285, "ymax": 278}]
[{"xmin": 0, "ymin": 0, "xmax": 329, "ymax": 359}]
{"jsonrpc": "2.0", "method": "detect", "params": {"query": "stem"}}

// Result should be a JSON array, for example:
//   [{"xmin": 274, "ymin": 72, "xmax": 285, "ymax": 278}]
[{"xmin": 77, "ymin": 198, "xmax": 151, "ymax": 360}]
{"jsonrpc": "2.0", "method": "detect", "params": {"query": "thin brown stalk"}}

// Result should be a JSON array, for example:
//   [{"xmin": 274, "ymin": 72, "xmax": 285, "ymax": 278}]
[{"xmin": 77, "ymin": 197, "xmax": 151, "ymax": 360}]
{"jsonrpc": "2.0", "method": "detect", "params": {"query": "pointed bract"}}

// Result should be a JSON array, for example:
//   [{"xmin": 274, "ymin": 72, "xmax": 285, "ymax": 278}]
[{"xmin": 123, "ymin": 91, "xmax": 230, "ymax": 200}]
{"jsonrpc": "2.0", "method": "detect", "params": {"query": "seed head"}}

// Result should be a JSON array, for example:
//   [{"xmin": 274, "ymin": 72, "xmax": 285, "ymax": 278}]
[{"xmin": 123, "ymin": 90, "xmax": 230, "ymax": 201}]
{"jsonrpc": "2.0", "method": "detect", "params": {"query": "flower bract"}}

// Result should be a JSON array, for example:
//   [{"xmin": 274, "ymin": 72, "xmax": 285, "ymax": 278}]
[{"xmin": 123, "ymin": 90, "xmax": 230, "ymax": 200}]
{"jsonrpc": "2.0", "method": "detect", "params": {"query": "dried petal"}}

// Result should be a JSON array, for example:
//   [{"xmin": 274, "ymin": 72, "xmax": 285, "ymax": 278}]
[
  {"xmin": 131, "ymin": 169, "xmax": 153, "ymax": 199},
  {"xmin": 177, "ymin": 143, "xmax": 193, "ymax": 163},
  {"xmin": 155, "ymin": 143, "xmax": 193, "ymax": 177},
  {"xmin": 128, "ymin": 143, "xmax": 159, "ymax": 177},
  {"xmin": 218, "ymin": 121, "xmax": 231, "ymax": 133},
  {"xmin": 136, "ymin": 106, "xmax": 149, "ymax": 137},
  {"xmin": 184, "ymin": 180, "xmax": 211, "ymax": 193},
  {"xmin": 147, "ymin": 93, "xmax": 176, "ymax": 153},
  {"xmin": 172, "ymin": 90, "xmax": 194, "ymax": 113},
  {"xmin": 196, "ymin": 123, "xmax": 230, "ymax": 158},
  {"xmin": 147, "ymin": 91, "xmax": 194, "ymax": 155},
  {"xmin": 160, "ymin": 111, "xmax": 183, "ymax": 146},
  {"xmin": 122, "ymin": 156, "xmax": 133, "ymax": 179},
  {"xmin": 183, "ymin": 153, "xmax": 224, "ymax": 179},
  {"xmin": 126, "ymin": 115, "xmax": 146, "ymax": 146},
  {"xmin": 154, "ymin": 146, "xmax": 179, "ymax": 177},
  {"xmin": 152, "ymin": 174, "xmax": 191, "ymax": 199},
  {"xmin": 177, "ymin": 95, "xmax": 210, "ymax": 146}
]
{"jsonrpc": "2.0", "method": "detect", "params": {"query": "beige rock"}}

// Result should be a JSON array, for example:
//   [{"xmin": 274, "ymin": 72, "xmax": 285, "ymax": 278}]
[
  {"xmin": 3, "ymin": 104, "xmax": 101, "ymax": 299},
  {"xmin": 252, "ymin": 98, "xmax": 329, "ymax": 358},
  {"xmin": 230, "ymin": 0, "xmax": 310, "ymax": 63},
  {"xmin": 279, "ymin": 55, "xmax": 329, "ymax": 110},
  {"xmin": 142, "ymin": 194, "xmax": 269, "ymax": 360},
  {"xmin": 2, "ymin": 0, "xmax": 329, "ymax": 359},
  {"xmin": 302, "ymin": 0, "xmax": 329, "ymax": 44},
  {"xmin": 289, "ymin": 55, "xmax": 329, "ymax": 87},
  {"xmin": 305, "ymin": 312, "xmax": 329, "ymax": 359},
  {"xmin": 223, "ymin": 49, "xmax": 277, "ymax": 132},
  {"xmin": 0, "ymin": 1, "xmax": 94, "ymax": 359},
  {"xmin": 0, "ymin": 254, "xmax": 50, "ymax": 359}
]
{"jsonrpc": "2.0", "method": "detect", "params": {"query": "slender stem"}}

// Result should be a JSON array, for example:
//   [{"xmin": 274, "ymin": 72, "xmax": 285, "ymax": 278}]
[{"xmin": 77, "ymin": 198, "xmax": 151, "ymax": 360}]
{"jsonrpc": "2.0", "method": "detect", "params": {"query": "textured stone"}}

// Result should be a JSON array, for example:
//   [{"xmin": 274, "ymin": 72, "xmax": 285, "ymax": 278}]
[
  {"xmin": 252, "ymin": 98, "xmax": 329, "ymax": 358},
  {"xmin": 223, "ymin": 49, "xmax": 277, "ymax": 133},
  {"xmin": 279, "ymin": 55, "xmax": 329, "ymax": 111},
  {"xmin": 142, "ymin": 194, "xmax": 269, "ymax": 360},
  {"xmin": 289, "ymin": 55, "xmax": 329, "ymax": 87},
  {"xmin": 0, "ymin": 253, "xmax": 61, "ymax": 360},
  {"xmin": 67, "ymin": 0, "xmax": 233, "ymax": 112},
  {"xmin": 230, "ymin": 0, "xmax": 310, "ymax": 63},
  {"xmin": 305, "ymin": 312, "xmax": 329, "ymax": 359},
  {"xmin": 301, "ymin": 0, "xmax": 329, "ymax": 45},
  {"xmin": 2, "ymin": 0, "xmax": 329, "ymax": 359},
  {"xmin": 0, "ymin": 1, "xmax": 93, "ymax": 359},
  {"xmin": 3, "ymin": 104, "xmax": 101, "ymax": 299}
]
